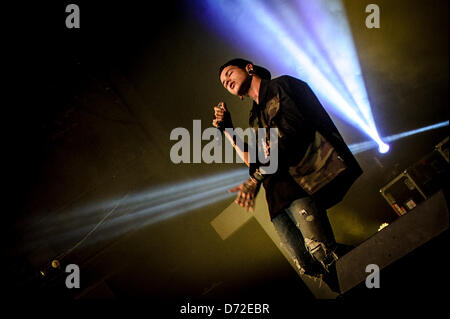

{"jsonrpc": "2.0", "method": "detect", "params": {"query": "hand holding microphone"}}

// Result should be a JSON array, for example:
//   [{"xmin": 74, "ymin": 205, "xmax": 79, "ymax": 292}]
[{"xmin": 212, "ymin": 102, "xmax": 233, "ymax": 132}]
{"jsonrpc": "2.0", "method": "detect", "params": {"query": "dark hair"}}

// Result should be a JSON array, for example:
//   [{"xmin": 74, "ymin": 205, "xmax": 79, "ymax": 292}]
[{"xmin": 218, "ymin": 58, "xmax": 271, "ymax": 80}]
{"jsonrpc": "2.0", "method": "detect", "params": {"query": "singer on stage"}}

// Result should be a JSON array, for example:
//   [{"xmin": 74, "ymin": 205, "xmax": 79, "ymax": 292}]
[{"xmin": 212, "ymin": 58, "xmax": 363, "ymax": 292}]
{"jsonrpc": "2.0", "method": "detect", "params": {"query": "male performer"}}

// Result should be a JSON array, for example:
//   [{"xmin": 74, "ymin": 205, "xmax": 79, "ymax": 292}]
[{"xmin": 212, "ymin": 58, "xmax": 362, "ymax": 293}]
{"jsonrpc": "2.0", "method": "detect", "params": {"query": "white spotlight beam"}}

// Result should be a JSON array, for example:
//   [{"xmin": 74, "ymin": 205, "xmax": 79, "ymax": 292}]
[
  {"xmin": 21, "ymin": 169, "xmax": 249, "ymax": 252},
  {"xmin": 349, "ymin": 121, "xmax": 449, "ymax": 155}
]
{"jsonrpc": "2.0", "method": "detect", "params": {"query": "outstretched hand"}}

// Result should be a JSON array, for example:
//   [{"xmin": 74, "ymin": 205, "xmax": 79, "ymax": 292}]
[{"xmin": 228, "ymin": 177, "xmax": 261, "ymax": 212}]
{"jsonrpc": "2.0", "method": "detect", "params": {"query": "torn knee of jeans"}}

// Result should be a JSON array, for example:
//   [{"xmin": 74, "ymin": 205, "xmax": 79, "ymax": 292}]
[
  {"xmin": 299, "ymin": 209, "xmax": 308, "ymax": 216},
  {"xmin": 299, "ymin": 209, "xmax": 314, "ymax": 222}
]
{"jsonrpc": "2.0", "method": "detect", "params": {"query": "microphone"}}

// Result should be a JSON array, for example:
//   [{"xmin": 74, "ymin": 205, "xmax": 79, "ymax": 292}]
[
  {"xmin": 214, "ymin": 102, "xmax": 225, "ymax": 143},
  {"xmin": 215, "ymin": 102, "xmax": 226, "ymax": 131}
]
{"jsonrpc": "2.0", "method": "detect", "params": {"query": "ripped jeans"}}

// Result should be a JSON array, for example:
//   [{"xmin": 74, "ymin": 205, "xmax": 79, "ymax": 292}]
[{"xmin": 272, "ymin": 197, "xmax": 338, "ymax": 276}]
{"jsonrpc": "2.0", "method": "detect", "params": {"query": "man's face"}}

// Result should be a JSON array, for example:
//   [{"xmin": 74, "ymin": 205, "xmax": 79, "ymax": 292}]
[{"xmin": 219, "ymin": 65, "xmax": 251, "ymax": 96}]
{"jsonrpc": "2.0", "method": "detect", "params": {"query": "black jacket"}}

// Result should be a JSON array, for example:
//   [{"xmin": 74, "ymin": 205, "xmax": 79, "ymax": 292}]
[{"xmin": 250, "ymin": 75, "xmax": 363, "ymax": 220}]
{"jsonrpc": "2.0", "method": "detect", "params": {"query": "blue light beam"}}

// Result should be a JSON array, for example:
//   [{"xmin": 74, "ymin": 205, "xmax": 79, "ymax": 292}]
[{"xmin": 349, "ymin": 121, "xmax": 449, "ymax": 155}]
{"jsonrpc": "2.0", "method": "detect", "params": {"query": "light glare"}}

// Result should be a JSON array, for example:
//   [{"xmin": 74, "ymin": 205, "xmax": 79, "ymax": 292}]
[{"xmin": 378, "ymin": 143, "xmax": 390, "ymax": 154}]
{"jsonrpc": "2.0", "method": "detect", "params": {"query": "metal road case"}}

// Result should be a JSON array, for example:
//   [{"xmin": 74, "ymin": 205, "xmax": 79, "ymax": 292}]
[
  {"xmin": 407, "ymin": 148, "xmax": 448, "ymax": 198},
  {"xmin": 380, "ymin": 170, "xmax": 427, "ymax": 216},
  {"xmin": 380, "ymin": 136, "xmax": 449, "ymax": 216}
]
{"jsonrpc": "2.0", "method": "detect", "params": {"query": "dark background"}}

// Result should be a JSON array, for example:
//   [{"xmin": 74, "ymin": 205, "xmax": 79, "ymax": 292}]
[{"xmin": 3, "ymin": 0, "xmax": 449, "ymax": 312}]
